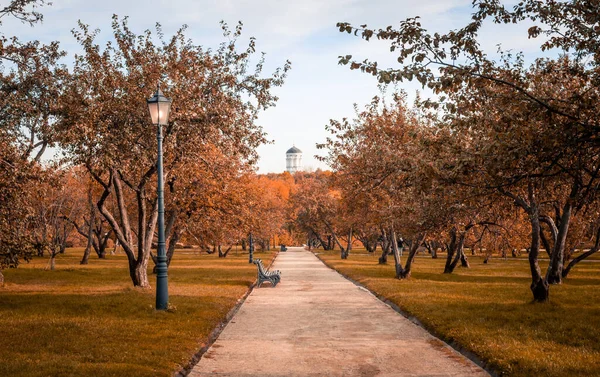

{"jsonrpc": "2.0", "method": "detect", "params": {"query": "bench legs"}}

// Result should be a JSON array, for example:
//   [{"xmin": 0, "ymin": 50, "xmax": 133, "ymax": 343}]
[{"xmin": 257, "ymin": 276, "xmax": 279, "ymax": 287}]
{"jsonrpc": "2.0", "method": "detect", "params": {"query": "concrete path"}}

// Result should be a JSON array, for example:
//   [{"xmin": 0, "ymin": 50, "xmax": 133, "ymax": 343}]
[{"xmin": 190, "ymin": 247, "xmax": 489, "ymax": 377}]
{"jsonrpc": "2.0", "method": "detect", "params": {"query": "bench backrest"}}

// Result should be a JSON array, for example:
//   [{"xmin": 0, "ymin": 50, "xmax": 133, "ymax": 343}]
[{"xmin": 254, "ymin": 259, "xmax": 268, "ymax": 275}]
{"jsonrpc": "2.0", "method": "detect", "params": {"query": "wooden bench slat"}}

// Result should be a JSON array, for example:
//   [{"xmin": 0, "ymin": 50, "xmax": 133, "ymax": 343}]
[{"xmin": 253, "ymin": 259, "xmax": 281, "ymax": 287}]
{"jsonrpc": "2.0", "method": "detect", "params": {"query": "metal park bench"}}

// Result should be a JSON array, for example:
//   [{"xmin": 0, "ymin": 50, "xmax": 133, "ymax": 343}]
[{"xmin": 253, "ymin": 259, "xmax": 281, "ymax": 287}]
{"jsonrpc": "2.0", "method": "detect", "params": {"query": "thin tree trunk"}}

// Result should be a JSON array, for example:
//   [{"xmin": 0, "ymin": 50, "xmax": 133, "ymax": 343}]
[
  {"xmin": 390, "ymin": 228, "xmax": 423, "ymax": 279},
  {"xmin": 444, "ymin": 228, "xmax": 457, "ymax": 273},
  {"xmin": 0, "ymin": 270, "xmax": 4, "ymax": 286},
  {"xmin": 378, "ymin": 228, "xmax": 389, "ymax": 264},
  {"xmin": 563, "ymin": 223, "xmax": 600, "ymax": 278},
  {"xmin": 546, "ymin": 201, "xmax": 573, "ymax": 284},
  {"xmin": 80, "ymin": 232, "xmax": 93, "ymax": 264},
  {"xmin": 310, "ymin": 229, "xmax": 329, "ymax": 250},
  {"xmin": 401, "ymin": 234, "xmax": 425, "ymax": 278},
  {"xmin": 529, "ymin": 200, "xmax": 549, "ymax": 302},
  {"xmin": 390, "ymin": 227, "xmax": 403, "ymax": 278},
  {"xmin": 460, "ymin": 248, "xmax": 470, "ymax": 268},
  {"xmin": 166, "ymin": 230, "xmax": 180, "ymax": 266},
  {"xmin": 539, "ymin": 226, "xmax": 553, "ymax": 258},
  {"xmin": 346, "ymin": 228, "xmax": 353, "ymax": 252},
  {"xmin": 448, "ymin": 233, "xmax": 466, "ymax": 273},
  {"xmin": 431, "ymin": 242, "xmax": 438, "ymax": 259},
  {"xmin": 111, "ymin": 239, "xmax": 119, "ymax": 255},
  {"xmin": 563, "ymin": 247, "xmax": 599, "ymax": 278},
  {"xmin": 324, "ymin": 221, "xmax": 347, "ymax": 258},
  {"xmin": 80, "ymin": 187, "xmax": 95, "ymax": 265},
  {"xmin": 96, "ymin": 232, "xmax": 110, "ymax": 258},
  {"xmin": 218, "ymin": 245, "xmax": 232, "ymax": 258}
]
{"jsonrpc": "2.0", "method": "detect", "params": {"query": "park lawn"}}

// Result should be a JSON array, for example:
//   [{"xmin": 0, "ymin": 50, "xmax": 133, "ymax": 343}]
[
  {"xmin": 0, "ymin": 248, "xmax": 273, "ymax": 377},
  {"xmin": 317, "ymin": 250, "xmax": 600, "ymax": 377}
]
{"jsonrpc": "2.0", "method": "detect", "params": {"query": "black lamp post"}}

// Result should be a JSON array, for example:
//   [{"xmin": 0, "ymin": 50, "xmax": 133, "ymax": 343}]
[
  {"xmin": 248, "ymin": 232, "xmax": 254, "ymax": 264},
  {"xmin": 147, "ymin": 83, "xmax": 172, "ymax": 310}
]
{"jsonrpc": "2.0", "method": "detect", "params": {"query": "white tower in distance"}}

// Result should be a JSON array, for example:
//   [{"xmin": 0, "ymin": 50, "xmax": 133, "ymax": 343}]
[{"xmin": 286, "ymin": 146, "xmax": 302, "ymax": 173}]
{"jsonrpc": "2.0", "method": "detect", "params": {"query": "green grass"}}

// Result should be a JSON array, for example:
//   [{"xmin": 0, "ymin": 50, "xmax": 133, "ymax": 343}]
[
  {"xmin": 317, "ymin": 249, "xmax": 600, "ymax": 377},
  {"xmin": 0, "ymin": 248, "xmax": 273, "ymax": 377}
]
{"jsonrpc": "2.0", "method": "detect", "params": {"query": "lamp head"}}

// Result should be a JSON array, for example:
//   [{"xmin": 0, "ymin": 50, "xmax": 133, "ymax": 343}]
[{"xmin": 147, "ymin": 83, "xmax": 172, "ymax": 126}]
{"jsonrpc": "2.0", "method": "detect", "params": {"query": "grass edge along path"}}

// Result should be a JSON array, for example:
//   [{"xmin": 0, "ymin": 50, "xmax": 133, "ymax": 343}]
[
  {"xmin": 0, "ymin": 249, "xmax": 277, "ymax": 377},
  {"xmin": 315, "ymin": 250, "xmax": 600, "ymax": 377}
]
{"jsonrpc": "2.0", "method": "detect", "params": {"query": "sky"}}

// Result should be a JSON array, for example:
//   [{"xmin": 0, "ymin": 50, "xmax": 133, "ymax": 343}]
[{"xmin": 7, "ymin": 0, "xmax": 546, "ymax": 173}]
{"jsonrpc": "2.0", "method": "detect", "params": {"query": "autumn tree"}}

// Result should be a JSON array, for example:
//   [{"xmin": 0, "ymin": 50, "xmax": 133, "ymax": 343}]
[
  {"xmin": 29, "ymin": 169, "xmax": 80, "ymax": 270},
  {"xmin": 335, "ymin": 1, "xmax": 600, "ymax": 301},
  {"xmin": 0, "ymin": 0, "xmax": 63, "ymax": 281},
  {"xmin": 319, "ymin": 94, "xmax": 435, "ymax": 278},
  {"xmin": 57, "ymin": 17, "xmax": 289, "ymax": 287},
  {"xmin": 59, "ymin": 167, "xmax": 113, "ymax": 264}
]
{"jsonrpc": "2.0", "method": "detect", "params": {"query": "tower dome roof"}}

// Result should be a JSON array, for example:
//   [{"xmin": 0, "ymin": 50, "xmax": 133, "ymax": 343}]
[{"xmin": 286, "ymin": 146, "xmax": 302, "ymax": 154}]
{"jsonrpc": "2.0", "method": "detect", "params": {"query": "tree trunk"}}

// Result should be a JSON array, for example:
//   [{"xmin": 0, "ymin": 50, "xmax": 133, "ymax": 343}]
[
  {"xmin": 448, "ymin": 234, "xmax": 465, "ymax": 273},
  {"xmin": 390, "ymin": 228, "xmax": 403, "ymax": 278},
  {"xmin": 218, "ymin": 245, "xmax": 232, "ymax": 258},
  {"xmin": 529, "ymin": 203, "xmax": 549, "ymax": 302},
  {"xmin": 80, "ymin": 237, "xmax": 93, "ymax": 265},
  {"xmin": 563, "ymin": 247, "xmax": 598, "ymax": 278},
  {"xmin": 401, "ymin": 235, "xmax": 424, "ymax": 278},
  {"xmin": 357, "ymin": 233, "xmax": 377, "ymax": 253},
  {"xmin": 346, "ymin": 228, "xmax": 353, "ymax": 252},
  {"xmin": 166, "ymin": 231, "xmax": 180, "ymax": 266},
  {"xmin": 444, "ymin": 228, "xmax": 457, "ymax": 273},
  {"xmin": 390, "ymin": 229, "xmax": 423, "ymax": 279},
  {"xmin": 460, "ymin": 248, "xmax": 470, "ymax": 268},
  {"xmin": 94, "ymin": 170, "xmax": 156, "ymax": 288},
  {"xmin": 378, "ymin": 247, "xmax": 388, "ymax": 264},
  {"xmin": 80, "ymin": 188, "xmax": 95, "ymax": 265},
  {"xmin": 241, "ymin": 238, "xmax": 247, "ymax": 251},
  {"xmin": 94, "ymin": 229, "xmax": 111, "ymax": 259},
  {"xmin": 378, "ymin": 228, "xmax": 389, "ymax": 264},
  {"xmin": 50, "ymin": 253, "xmax": 56, "ymax": 271},
  {"xmin": 110, "ymin": 239, "xmax": 119, "ymax": 255},
  {"xmin": 563, "ymin": 222, "xmax": 600, "ymax": 278},
  {"xmin": 423, "ymin": 241, "xmax": 438, "ymax": 259},
  {"xmin": 129, "ymin": 257, "xmax": 150, "ymax": 288},
  {"xmin": 0, "ymin": 270, "xmax": 3, "ymax": 286},
  {"xmin": 310, "ymin": 229, "xmax": 329, "ymax": 250},
  {"xmin": 97, "ymin": 241, "xmax": 108, "ymax": 258},
  {"xmin": 323, "ymin": 221, "xmax": 347, "ymax": 258},
  {"xmin": 546, "ymin": 201, "xmax": 573, "ymax": 284}
]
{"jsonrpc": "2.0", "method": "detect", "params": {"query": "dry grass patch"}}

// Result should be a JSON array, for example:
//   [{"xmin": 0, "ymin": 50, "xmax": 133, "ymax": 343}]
[
  {"xmin": 317, "ymin": 250, "xmax": 600, "ymax": 377},
  {"xmin": 0, "ymin": 249, "xmax": 273, "ymax": 377}
]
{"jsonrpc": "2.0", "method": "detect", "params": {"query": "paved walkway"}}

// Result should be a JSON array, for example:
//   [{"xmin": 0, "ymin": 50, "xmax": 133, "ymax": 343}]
[{"xmin": 190, "ymin": 247, "xmax": 489, "ymax": 377}]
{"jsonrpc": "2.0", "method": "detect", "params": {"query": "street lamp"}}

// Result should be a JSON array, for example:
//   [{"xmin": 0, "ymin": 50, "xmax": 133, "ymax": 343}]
[
  {"xmin": 147, "ymin": 83, "xmax": 172, "ymax": 310},
  {"xmin": 248, "ymin": 232, "xmax": 254, "ymax": 264}
]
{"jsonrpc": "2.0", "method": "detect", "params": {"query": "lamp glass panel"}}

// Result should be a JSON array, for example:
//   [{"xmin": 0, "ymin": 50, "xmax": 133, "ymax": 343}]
[
  {"xmin": 148, "ymin": 101, "xmax": 159, "ymax": 125},
  {"xmin": 157, "ymin": 101, "xmax": 172, "ymax": 125}
]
